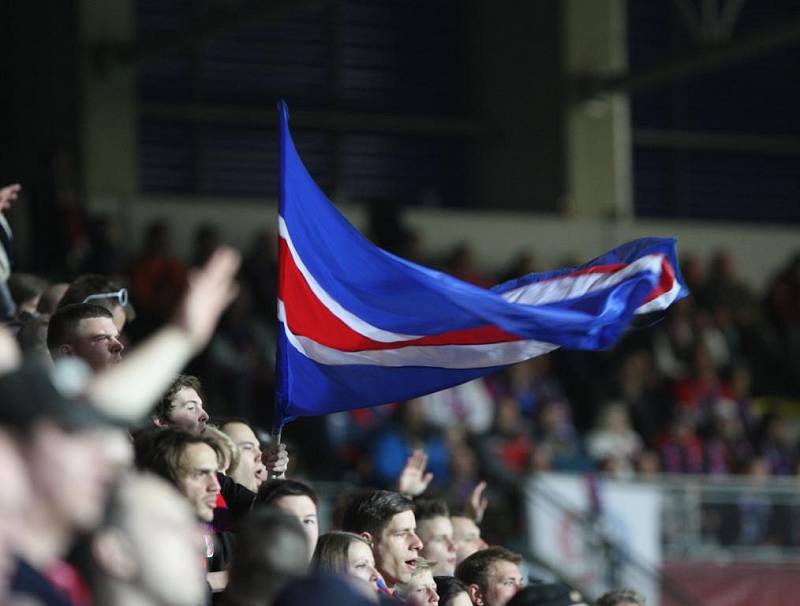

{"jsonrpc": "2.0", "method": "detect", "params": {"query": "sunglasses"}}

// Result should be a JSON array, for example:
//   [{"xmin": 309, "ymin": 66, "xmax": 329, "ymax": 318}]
[{"xmin": 83, "ymin": 288, "xmax": 129, "ymax": 307}]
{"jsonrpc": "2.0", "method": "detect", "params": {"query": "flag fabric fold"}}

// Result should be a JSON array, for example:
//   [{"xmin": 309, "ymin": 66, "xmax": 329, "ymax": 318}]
[{"xmin": 274, "ymin": 101, "xmax": 688, "ymax": 428}]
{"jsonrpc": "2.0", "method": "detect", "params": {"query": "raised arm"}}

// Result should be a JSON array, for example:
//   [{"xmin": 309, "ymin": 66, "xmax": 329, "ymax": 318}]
[{"xmin": 88, "ymin": 246, "xmax": 240, "ymax": 420}]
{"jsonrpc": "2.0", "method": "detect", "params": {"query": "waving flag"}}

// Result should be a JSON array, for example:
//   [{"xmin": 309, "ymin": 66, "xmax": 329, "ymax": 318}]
[{"xmin": 274, "ymin": 101, "xmax": 687, "ymax": 429}]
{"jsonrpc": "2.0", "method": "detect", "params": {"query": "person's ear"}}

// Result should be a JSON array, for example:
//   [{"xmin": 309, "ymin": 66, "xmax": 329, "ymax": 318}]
[
  {"xmin": 92, "ymin": 529, "xmax": 137, "ymax": 580},
  {"xmin": 360, "ymin": 531, "xmax": 374, "ymax": 549},
  {"xmin": 152, "ymin": 416, "xmax": 167, "ymax": 428},
  {"xmin": 56, "ymin": 344, "xmax": 73, "ymax": 357},
  {"xmin": 468, "ymin": 583, "xmax": 484, "ymax": 606}
]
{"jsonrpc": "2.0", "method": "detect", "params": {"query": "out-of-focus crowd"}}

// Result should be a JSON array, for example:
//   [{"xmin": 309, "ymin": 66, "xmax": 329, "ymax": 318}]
[{"xmin": 2, "ymin": 179, "xmax": 799, "ymax": 605}]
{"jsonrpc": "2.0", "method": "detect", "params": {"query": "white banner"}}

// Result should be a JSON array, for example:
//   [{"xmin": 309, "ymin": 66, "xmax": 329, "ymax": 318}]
[{"xmin": 526, "ymin": 473, "xmax": 662, "ymax": 606}]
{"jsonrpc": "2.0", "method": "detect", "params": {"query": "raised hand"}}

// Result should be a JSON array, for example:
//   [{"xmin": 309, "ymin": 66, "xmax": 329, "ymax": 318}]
[
  {"xmin": 0, "ymin": 183, "xmax": 21, "ymax": 212},
  {"xmin": 465, "ymin": 480, "xmax": 488, "ymax": 524},
  {"xmin": 397, "ymin": 449, "xmax": 433, "ymax": 497},
  {"xmin": 172, "ymin": 246, "xmax": 240, "ymax": 350}
]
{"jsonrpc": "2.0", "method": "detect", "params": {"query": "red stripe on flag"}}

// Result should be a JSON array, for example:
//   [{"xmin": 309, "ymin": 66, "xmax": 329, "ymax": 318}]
[
  {"xmin": 279, "ymin": 238, "xmax": 523, "ymax": 351},
  {"xmin": 642, "ymin": 257, "xmax": 675, "ymax": 303},
  {"xmin": 543, "ymin": 262, "xmax": 628, "ymax": 280}
]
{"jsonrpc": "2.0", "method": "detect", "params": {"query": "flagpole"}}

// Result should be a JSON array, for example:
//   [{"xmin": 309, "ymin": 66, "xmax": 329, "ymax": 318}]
[
  {"xmin": 269, "ymin": 99, "xmax": 288, "ymax": 481},
  {"xmin": 269, "ymin": 424, "xmax": 285, "ymax": 480}
]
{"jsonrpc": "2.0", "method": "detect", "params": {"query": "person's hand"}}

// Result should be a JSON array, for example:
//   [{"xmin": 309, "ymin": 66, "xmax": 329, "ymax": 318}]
[
  {"xmin": 0, "ymin": 183, "xmax": 21, "ymax": 212},
  {"xmin": 465, "ymin": 480, "xmax": 488, "ymax": 524},
  {"xmin": 172, "ymin": 246, "xmax": 240, "ymax": 350},
  {"xmin": 397, "ymin": 449, "xmax": 433, "ymax": 497},
  {"xmin": 264, "ymin": 442, "xmax": 289, "ymax": 480}
]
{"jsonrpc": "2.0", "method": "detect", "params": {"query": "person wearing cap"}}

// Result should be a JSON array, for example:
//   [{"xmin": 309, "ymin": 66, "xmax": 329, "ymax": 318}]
[
  {"xmin": 455, "ymin": 546, "xmax": 525, "ymax": 606},
  {"xmin": 505, "ymin": 583, "xmax": 589, "ymax": 606},
  {"xmin": 48, "ymin": 303, "xmax": 124, "ymax": 372},
  {"xmin": 0, "ymin": 361, "xmax": 120, "ymax": 606}
]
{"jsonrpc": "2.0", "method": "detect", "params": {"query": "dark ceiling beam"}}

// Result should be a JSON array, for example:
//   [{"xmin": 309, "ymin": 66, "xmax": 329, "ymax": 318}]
[
  {"xmin": 92, "ymin": 0, "xmax": 326, "ymax": 71},
  {"xmin": 140, "ymin": 103, "xmax": 488, "ymax": 138},
  {"xmin": 573, "ymin": 15, "xmax": 800, "ymax": 101},
  {"xmin": 634, "ymin": 128, "xmax": 800, "ymax": 155}
]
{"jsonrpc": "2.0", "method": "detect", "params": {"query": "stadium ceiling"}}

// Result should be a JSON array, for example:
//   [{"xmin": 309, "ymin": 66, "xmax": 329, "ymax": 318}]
[{"xmin": 573, "ymin": 0, "xmax": 800, "ymax": 102}]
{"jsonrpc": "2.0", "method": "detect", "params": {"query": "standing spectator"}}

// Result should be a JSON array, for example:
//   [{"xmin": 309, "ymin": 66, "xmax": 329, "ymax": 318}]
[
  {"xmin": 129, "ymin": 220, "xmax": 188, "ymax": 337},
  {"xmin": 395, "ymin": 558, "xmax": 440, "ymax": 606},
  {"xmin": 223, "ymin": 510, "xmax": 310, "ymax": 606},
  {"xmin": 256, "ymin": 480, "xmax": 320, "ymax": 558},
  {"xmin": 434, "ymin": 576, "xmax": 471, "ymax": 606},
  {"xmin": 57, "ymin": 274, "xmax": 132, "ymax": 331},
  {"xmin": 586, "ymin": 403, "xmax": 643, "ymax": 473},
  {"xmin": 372, "ymin": 400, "xmax": 448, "ymax": 489},
  {"xmin": 152, "ymin": 375, "xmax": 210, "ymax": 434},
  {"xmin": 415, "ymin": 499, "xmax": 457, "ymax": 576},
  {"xmin": 658, "ymin": 414, "xmax": 704, "ymax": 474},
  {"xmin": 757, "ymin": 412, "xmax": 796, "ymax": 476},
  {"xmin": 341, "ymin": 490, "xmax": 423, "ymax": 593},
  {"xmin": 455, "ymin": 547, "xmax": 525, "ymax": 606},
  {"xmin": 82, "ymin": 473, "xmax": 208, "ymax": 606},
  {"xmin": 47, "ymin": 304, "xmax": 124, "ymax": 372},
  {"xmin": 419, "ymin": 379, "xmax": 494, "ymax": 436},
  {"xmin": 220, "ymin": 418, "xmax": 269, "ymax": 492},
  {"xmin": 311, "ymin": 531, "xmax": 380, "ymax": 591},
  {"xmin": 450, "ymin": 516, "xmax": 488, "ymax": 565},
  {"xmin": 133, "ymin": 428, "xmax": 228, "ymax": 593},
  {"xmin": 1, "ymin": 363, "xmax": 117, "ymax": 606},
  {"xmin": 534, "ymin": 400, "xmax": 588, "ymax": 471}
]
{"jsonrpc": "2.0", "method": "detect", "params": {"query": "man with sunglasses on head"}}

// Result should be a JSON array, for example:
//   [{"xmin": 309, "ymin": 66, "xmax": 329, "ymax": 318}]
[
  {"xmin": 58, "ymin": 274, "xmax": 133, "ymax": 331},
  {"xmin": 47, "ymin": 303, "xmax": 124, "ymax": 371}
]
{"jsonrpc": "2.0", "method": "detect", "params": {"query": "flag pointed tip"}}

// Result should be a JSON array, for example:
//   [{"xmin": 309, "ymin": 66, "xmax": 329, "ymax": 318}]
[{"xmin": 277, "ymin": 99, "xmax": 289, "ymax": 124}]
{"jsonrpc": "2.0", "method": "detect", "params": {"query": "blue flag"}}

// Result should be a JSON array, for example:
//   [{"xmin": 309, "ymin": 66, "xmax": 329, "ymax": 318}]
[{"xmin": 274, "ymin": 101, "xmax": 688, "ymax": 429}]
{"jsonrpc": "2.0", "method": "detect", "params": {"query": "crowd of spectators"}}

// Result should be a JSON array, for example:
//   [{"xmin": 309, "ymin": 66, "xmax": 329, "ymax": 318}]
[{"xmin": 1, "ymin": 179, "xmax": 799, "ymax": 604}]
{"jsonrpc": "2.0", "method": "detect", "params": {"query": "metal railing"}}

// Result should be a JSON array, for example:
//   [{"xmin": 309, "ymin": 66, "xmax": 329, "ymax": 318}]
[{"xmin": 655, "ymin": 473, "xmax": 800, "ymax": 563}]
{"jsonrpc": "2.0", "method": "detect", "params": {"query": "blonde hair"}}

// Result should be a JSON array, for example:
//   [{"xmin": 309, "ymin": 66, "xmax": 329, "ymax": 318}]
[
  {"xmin": 204, "ymin": 425, "xmax": 240, "ymax": 474},
  {"xmin": 395, "ymin": 558, "xmax": 437, "ymax": 599}
]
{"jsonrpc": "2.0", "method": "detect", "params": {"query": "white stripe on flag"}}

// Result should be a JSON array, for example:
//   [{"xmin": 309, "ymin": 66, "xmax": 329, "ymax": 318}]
[
  {"xmin": 282, "ymin": 216, "xmax": 678, "ymax": 346},
  {"xmin": 279, "ymin": 217, "xmax": 422, "ymax": 343},
  {"xmin": 279, "ymin": 301, "xmax": 558, "ymax": 369},
  {"xmin": 500, "ymin": 254, "xmax": 667, "ymax": 306}
]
